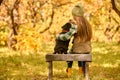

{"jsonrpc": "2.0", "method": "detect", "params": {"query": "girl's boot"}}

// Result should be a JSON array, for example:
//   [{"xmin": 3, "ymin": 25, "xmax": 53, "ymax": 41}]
[{"xmin": 66, "ymin": 68, "xmax": 72, "ymax": 77}]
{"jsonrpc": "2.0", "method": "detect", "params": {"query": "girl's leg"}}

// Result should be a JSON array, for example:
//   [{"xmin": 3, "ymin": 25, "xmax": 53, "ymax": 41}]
[
  {"xmin": 78, "ymin": 61, "xmax": 85, "ymax": 67},
  {"xmin": 67, "ymin": 61, "xmax": 73, "ymax": 68},
  {"xmin": 66, "ymin": 61, "xmax": 73, "ymax": 76},
  {"xmin": 66, "ymin": 48, "xmax": 73, "ymax": 76},
  {"xmin": 78, "ymin": 61, "xmax": 85, "ymax": 75}
]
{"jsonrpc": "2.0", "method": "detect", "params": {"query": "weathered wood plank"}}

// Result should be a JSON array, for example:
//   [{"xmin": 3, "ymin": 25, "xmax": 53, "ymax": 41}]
[
  {"xmin": 46, "ymin": 54, "xmax": 92, "ymax": 62},
  {"xmin": 85, "ymin": 62, "xmax": 89, "ymax": 80},
  {"xmin": 48, "ymin": 62, "xmax": 52, "ymax": 80}
]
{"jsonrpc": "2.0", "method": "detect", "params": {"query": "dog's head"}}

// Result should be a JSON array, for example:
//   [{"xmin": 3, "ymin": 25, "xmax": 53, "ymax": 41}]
[{"xmin": 62, "ymin": 23, "xmax": 71, "ymax": 31}]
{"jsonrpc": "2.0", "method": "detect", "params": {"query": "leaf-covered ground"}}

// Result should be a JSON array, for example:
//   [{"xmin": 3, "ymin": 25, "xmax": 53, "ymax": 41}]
[{"xmin": 0, "ymin": 42, "xmax": 120, "ymax": 80}]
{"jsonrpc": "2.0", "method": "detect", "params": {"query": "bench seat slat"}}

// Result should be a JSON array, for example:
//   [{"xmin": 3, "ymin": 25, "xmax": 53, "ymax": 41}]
[{"xmin": 46, "ymin": 54, "xmax": 92, "ymax": 62}]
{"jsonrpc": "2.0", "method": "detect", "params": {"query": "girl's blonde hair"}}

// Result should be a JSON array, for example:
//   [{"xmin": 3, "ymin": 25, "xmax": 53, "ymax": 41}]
[{"xmin": 73, "ymin": 15, "xmax": 92, "ymax": 42}]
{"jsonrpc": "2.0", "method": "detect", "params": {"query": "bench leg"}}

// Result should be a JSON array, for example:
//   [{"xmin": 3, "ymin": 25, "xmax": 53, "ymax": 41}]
[
  {"xmin": 85, "ymin": 62, "xmax": 89, "ymax": 80},
  {"xmin": 48, "ymin": 61, "xmax": 53, "ymax": 80}
]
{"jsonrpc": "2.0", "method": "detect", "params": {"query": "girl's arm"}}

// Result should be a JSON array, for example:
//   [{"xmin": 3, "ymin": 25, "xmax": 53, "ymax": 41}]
[{"xmin": 56, "ymin": 24, "xmax": 77, "ymax": 41}]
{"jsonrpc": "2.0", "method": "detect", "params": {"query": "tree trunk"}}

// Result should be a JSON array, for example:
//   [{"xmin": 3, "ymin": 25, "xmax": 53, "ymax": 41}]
[
  {"xmin": 8, "ymin": 0, "xmax": 20, "ymax": 50},
  {"xmin": 8, "ymin": 9, "xmax": 18, "ymax": 50},
  {"xmin": 104, "ymin": 8, "xmax": 113, "ymax": 42},
  {"xmin": 111, "ymin": 0, "xmax": 120, "ymax": 43}
]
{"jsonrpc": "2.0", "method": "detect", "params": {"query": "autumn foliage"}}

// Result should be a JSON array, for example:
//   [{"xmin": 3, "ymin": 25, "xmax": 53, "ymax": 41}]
[{"xmin": 0, "ymin": 0, "xmax": 120, "ymax": 51}]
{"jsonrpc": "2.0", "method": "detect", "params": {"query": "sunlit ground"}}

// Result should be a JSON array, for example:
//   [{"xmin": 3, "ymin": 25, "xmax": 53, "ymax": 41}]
[{"xmin": 0, "ymin": 42, "xmax": 120, "ymax": 80}]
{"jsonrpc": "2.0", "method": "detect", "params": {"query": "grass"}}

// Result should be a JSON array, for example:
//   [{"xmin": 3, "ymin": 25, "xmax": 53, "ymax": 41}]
[{"xmin": 0, "ymin": 42, "xmax": 120, "ymax": 80}]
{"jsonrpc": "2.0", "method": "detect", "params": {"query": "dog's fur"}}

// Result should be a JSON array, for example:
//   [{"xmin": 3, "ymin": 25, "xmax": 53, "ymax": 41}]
[{"xmin": 54, "ymin": 23, "xmax": 71, "ymax": 54}]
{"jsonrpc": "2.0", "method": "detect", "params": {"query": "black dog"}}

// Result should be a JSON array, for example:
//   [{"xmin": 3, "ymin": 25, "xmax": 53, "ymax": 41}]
[{"xmin": 53, "ymin": 23, "xmax": 71, "ymax": 54}]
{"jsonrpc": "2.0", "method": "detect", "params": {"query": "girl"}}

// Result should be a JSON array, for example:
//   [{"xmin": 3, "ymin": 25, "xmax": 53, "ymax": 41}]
[{"xmin": 56, "ymin": 3, "xmax": 92, "ymax": 77}]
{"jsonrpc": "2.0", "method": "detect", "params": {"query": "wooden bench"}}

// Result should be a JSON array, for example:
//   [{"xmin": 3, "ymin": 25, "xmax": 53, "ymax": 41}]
[{"xmin": 45, "ymin": 54, "xmax": 92, "ymax": 80}]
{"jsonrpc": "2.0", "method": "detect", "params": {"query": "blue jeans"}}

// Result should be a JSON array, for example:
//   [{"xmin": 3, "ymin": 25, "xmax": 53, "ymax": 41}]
[{"xmin": 67, "ymin": 61, "xmax": 85, "ymax": 68}]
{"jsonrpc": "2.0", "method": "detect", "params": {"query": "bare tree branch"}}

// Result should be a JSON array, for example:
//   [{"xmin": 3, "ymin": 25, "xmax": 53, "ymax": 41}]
[
  {"xmin": 40, "ymin": 6, "xmax": 54, "ymax": 33},
  {"xmin": 39, "ymin": 1, "xmax": 79, "ymax": 33},
  {"xmin": 57, "ymin": 2, "xmax": 73, "ymax": 7},
  {"xmin": 111, "ymin": 0, "xmax": 120, "ymax": 16}
]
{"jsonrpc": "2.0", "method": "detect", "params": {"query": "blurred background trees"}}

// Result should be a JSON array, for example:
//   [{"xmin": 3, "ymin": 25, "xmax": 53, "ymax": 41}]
[{"xmin": 0, "ymin": 0, "xmax": 120, "ymax": 51}]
